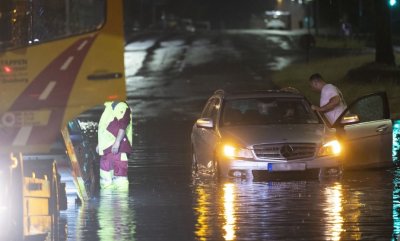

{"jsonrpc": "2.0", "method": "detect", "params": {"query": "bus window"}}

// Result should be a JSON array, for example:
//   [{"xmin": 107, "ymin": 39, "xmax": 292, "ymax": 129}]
[{"xmin": 0, "ymin": 0, "xmax": 105, "ymax": 51}]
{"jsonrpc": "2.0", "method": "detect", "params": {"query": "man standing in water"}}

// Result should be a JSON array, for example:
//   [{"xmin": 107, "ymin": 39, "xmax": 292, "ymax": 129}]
[
  {"xmin": 309, "ymin": 73, "xmax": 347, "ymax": 125},
  {"xmin": 97, "ymin": 101, "xmax": 133, "ymax": 189}
]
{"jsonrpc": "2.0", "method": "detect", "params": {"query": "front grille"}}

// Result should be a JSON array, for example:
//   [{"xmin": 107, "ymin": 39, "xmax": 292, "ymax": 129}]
[{"xmin": 252, "ymin": 143, "xmax": 316, "ymax": 160}]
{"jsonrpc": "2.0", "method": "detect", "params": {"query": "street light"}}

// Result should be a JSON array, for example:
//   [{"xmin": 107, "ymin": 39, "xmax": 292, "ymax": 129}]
[{"xmin": 390, "ymin": 0, "xmax": 397, "ymax": 7}]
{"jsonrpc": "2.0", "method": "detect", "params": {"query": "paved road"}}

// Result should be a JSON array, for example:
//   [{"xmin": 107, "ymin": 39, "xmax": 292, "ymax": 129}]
[{"xmin": 60, "ymin": 31, "xmax": 399, "ymax": 241}]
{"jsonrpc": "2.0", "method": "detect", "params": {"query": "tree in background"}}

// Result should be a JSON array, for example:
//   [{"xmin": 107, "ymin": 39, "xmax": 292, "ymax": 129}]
[{"xmin": 374, "ymin": 0, "xmax": 396, "ymax": 66}]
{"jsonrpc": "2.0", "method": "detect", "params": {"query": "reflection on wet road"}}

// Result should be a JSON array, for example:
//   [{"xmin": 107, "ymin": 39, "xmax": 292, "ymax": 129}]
[
  {"xmin": 193, "ymin": 172, "xmax": 394, "ymax": 241},
  {"xmin": 62, "ymin": 117, "xmax": 398, "ymax": 241},
  {"xmin": 63, "ymin": 169, "xmax": 397, "ymax": 240},
  {"xmin": 61, "ymin": 32, "xmax": 400, "ymax": 240},
  {"xmin": 97, "ymin": 189, "xmax": 135, "ymax": 241}
]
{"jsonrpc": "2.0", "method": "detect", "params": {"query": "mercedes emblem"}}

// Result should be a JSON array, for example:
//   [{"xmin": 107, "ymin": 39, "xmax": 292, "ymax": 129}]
[{"xmin": 280, "ymin": 144, "xmax": 294, "ymax": 158}]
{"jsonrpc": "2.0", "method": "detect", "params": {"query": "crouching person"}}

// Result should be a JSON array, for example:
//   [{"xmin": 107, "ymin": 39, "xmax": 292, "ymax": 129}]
[{"xmin": 97, "ymin": 101, "xmax": 133, "ymax": 190}]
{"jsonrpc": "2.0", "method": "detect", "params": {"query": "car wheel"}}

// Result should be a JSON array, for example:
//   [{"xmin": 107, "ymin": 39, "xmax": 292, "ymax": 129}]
[{"xmin": 191, "ymin": 147, "xmax": 199, "ymax": 176}]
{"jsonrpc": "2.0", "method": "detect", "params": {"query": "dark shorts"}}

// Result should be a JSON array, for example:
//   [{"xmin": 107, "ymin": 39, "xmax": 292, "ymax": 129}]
[{"xmin": 100, "ymin": 152, "xmax": 128, "ymax": 176}]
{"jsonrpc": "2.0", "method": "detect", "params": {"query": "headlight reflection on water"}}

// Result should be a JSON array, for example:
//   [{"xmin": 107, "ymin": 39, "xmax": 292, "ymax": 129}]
[
  {"xmin": 223, "ymin": 183, "xmax": 236, "ymax": 241},
  {"xmin": 194, "ymin": 183, "xmax": 237, "ymax": 241},
  {"xmin": 324, "ymin": 183, "xmax": 344, "ymax": 241},
  {"xmin": 195, "ymin": 187, "xmax": 210, "ymax": 241}
]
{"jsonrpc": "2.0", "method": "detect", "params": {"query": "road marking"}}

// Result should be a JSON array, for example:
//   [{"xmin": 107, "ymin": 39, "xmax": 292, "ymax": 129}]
[
  {"xmin": 60, "ymin": 56, "xmax": 74, "ymax": 71},
  {"xmin": 39, "ymin": 81, "xmax": 56, "ymax": 100},
  {"xmin": 77, "ymin": 40, "xmax": 88, "ymax": 51},
  {"xmin": 13, "ymin": 126, "xmax": 33, "ymax": 146}
]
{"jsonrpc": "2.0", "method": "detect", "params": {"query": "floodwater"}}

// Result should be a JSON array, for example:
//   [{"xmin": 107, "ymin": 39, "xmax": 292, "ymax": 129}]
[
  {"xmin": 58, "ymin": 32, "xmax": 400, "ymax": 241},
  {"xmin": 61, "ymin": 170, "xmax": 400, "ymax": 241},
  {"xmin": 58, "ymin": 118, "xmax": 400, "ymax": 241}
]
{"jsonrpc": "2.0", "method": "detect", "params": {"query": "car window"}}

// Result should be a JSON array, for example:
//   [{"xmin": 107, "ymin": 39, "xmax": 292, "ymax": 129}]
[
  {"xmin": 341, "ymin": 94, "xmax": 385, "ymax": 123},
  {"xmin": 221, "ymin": 97, "xmax": 320, "ymax": 126}
]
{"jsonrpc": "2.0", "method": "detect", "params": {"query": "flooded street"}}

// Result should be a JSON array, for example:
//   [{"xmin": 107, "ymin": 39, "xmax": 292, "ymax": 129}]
[
  {"xmin": 62, "ymin": 118, "xmax": 398, "ymax": 241},
  {"xmin": 60, "ymin": 31, "xmax": 400, "ymax": 241}
]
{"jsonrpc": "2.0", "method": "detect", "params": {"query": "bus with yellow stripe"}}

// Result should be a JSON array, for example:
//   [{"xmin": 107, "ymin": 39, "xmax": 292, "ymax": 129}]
[{"xmin": 0, "ymin": 0, "xmax": 127, "ymax": 239}]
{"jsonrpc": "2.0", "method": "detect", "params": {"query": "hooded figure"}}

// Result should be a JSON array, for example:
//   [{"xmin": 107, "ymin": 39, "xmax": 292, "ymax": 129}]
[{"xmin": 97, "ymin": 101, "xmax": 133, "ymax": 189}]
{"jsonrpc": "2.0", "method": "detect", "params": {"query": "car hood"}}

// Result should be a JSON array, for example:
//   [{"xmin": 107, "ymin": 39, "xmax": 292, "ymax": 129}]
[{"xmin": 219, "ymin": 124, "xmax": 331, "ymax": 148}]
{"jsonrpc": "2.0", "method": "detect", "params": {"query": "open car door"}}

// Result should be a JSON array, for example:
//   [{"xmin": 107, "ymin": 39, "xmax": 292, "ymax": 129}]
[{"xmin": 334, "ymin": 92, "xmax": 392, "ymax": 169}]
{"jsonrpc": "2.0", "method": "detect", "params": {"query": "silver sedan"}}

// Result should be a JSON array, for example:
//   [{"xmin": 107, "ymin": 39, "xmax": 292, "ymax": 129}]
[{"xmin": 191, "ymin": 90, "xmax": 392, "ymax": 179}]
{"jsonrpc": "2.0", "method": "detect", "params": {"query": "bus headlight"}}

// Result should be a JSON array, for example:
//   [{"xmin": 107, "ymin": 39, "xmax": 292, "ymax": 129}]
[
  {"xmin": 318, "ymin": 140, "xmax": 341, "ymax": 157},
  {"xmin": 223, "ymin": 144, "xmax": 253, "ymax": 159}
]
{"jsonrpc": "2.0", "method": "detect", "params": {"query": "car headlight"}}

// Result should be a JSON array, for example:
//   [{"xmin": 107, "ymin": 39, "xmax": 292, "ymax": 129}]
[
  {"xmin": 223, "ymin": 144, "xmax": 253, "ymax": 159},
  {"xmin": 318, "ymin": 140, "xmax": 341, "ymax": 157}
]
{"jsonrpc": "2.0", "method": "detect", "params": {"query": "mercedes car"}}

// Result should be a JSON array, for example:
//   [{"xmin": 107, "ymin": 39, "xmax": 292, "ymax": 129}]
[{"xmin": 190, "ymin": 89, "xmax": 392, "ymax": 179}]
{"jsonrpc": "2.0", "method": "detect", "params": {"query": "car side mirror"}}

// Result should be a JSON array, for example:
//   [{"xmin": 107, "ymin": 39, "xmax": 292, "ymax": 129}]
[
  {"xmin": 196, "ymin": 118, "xmax": 214, "ymax": 129},
  {"xmin": 340, "ymin": 114, "xmax": 359, "ymax": 125}
]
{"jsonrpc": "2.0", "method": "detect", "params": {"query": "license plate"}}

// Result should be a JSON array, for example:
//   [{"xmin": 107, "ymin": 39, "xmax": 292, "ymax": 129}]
[{"xmin": 268, "ymin": 163, "xmax": 306, "ymax": 172}]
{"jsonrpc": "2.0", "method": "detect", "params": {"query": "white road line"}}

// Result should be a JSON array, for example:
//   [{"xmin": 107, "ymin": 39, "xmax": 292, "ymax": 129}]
[
  {"xmin": 77, "ymin": 40, "xmax": 88, "ymax": 51},
  {"xmin": 13, "ymin": 126, "xmax": 33, "ymax": 146},
  {"xmin": 39, "ymin": 81, "xmax": 56, "ymax": 100},
  {"xmin": 60, "ymin": 56, "xmax": 74, "ymax": 71}
]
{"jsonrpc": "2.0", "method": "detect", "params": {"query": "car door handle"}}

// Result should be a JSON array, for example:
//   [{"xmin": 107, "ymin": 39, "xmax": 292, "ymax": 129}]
[{"xmin": 376, "ymin": 125, "xmax": 388, "ymax": 133}]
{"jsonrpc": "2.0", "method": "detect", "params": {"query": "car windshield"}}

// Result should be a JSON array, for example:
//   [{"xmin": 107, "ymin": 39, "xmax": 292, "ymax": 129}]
[{"xmin": 221, "ymin": 97, "xmax": 320, "ymax": 126}]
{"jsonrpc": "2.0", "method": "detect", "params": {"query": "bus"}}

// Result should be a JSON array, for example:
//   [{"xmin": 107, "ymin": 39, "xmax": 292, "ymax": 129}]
[{"xmin": 0, "ymin": 0, "xmax": 127, "ymax": 240}]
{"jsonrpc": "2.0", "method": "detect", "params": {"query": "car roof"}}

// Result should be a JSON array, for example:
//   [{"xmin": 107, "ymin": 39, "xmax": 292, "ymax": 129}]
[{"xmin": 213, "ymin": 89, "xmax": 305, "ymax": 100}]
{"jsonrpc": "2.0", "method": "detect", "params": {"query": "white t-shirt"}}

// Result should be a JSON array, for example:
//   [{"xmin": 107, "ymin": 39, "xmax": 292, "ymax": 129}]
[{"xmin": 320, "ymin": 84, "xmax": 347, "ymax": 125}]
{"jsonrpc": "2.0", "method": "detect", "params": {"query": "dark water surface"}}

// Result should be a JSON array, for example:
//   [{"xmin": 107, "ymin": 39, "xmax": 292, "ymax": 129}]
[
  {"xmin": 58, "ymin": 118, "xmax": 400, "ymax": 241},
  {"xmin": 59, "ymin": 32, "xmax": 400, "ymax": 241}
]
